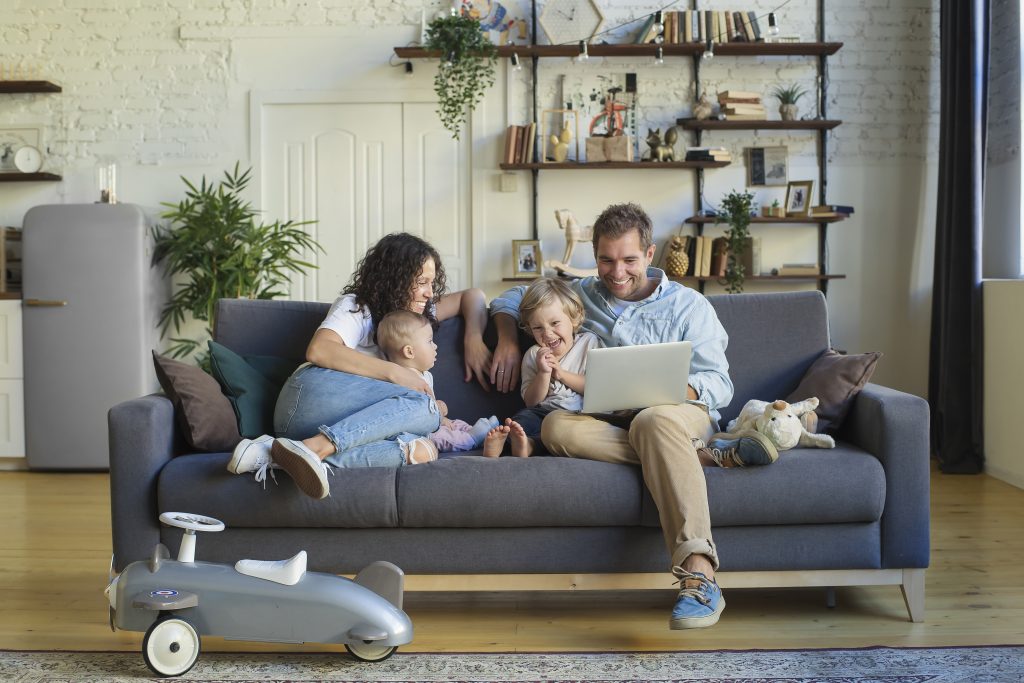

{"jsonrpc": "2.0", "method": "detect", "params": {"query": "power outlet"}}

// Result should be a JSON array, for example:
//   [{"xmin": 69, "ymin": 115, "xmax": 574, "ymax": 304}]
[{"xmin": 499, "ymin": 173, "xmax": 518, "ymax": 193}]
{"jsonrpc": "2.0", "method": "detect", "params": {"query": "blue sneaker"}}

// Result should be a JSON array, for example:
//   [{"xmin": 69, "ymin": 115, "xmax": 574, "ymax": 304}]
[
  {"xmin": 670, "ymin": 571, "xmax": 725, "ymax": 629},
  {"xmin": 699, "ymin": 430, "xmax": 779, "ymax": 468}
]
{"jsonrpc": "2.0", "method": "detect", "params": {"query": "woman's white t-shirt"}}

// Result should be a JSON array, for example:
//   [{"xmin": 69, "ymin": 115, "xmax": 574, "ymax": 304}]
[{"xmin": 318, "ymin": 294, "xmax": 383, "ymax": 359}]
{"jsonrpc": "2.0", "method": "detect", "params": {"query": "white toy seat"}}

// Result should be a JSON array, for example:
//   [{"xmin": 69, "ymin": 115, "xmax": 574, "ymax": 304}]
[{"xmin": 234, "ymin": 550, "xmax": 307, "ymax": 586}]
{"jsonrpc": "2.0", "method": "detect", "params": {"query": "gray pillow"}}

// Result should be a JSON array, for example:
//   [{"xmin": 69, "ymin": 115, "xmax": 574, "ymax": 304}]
[
  {"xmin": 786, "ymin": 348, "xmax": 882, "ymax": 433},
  {"xmin": 152, "ymin": 351, "xmax": 241, "ymax": 452}
]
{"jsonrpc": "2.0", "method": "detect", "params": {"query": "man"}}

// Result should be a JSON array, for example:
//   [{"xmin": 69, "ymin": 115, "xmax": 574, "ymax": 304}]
[{"xmin": 489, "ymin": 203, "xmax": 777, "ymax": 629}]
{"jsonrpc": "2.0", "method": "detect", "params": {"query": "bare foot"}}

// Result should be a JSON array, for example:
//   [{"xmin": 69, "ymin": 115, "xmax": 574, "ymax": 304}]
[
  {"xmin": 508, "ymin": 420, "xmax": 533, "ymax": 458},
  {"xmin": 482, "ymin": 425, "xmax": 510, "ymax": 458}
]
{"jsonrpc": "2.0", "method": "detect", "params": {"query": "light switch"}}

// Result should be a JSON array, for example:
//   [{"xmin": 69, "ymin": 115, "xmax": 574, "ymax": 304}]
[{"xmin": 499, "ymin": 173, "xmax": 517, "ymax": 193}]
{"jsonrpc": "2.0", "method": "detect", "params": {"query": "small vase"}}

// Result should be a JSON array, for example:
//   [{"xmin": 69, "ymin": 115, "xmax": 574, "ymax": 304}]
[{"xmin": 779, "ymin": 104, "xmax": 798, "ymax": 121}]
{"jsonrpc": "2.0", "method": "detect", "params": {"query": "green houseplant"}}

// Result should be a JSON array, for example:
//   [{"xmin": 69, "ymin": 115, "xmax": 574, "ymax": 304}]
[
  {"xmin": 152, "ymin": 163, "xmax": 322, "ymax": 363},
  {"xmin": 772, "ymin": 83, "xmax": 808, "ymax": 121},
  {"xmin": 717, "ymin": 189, "xmax": 755, "ymax": 294},
  {"xmin": 425, "ymin": 11, "xmax": 497, "ymax": 139}
]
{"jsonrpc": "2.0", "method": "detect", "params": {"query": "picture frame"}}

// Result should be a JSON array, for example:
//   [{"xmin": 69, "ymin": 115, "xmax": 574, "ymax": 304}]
[
  {"xmin": 785, "ymin": 180, "xmax": 814, "ymax": 217},
  {"xmin": 746, "ymin": 146, "xmax": 788, "ymax": 187},
  {"xmin": 0, "ymin": 126, "xmax": 42, "ymax": 172},
  {"xmin": 512, "ymin": 239, "xmax": 543, "ymax": 278}
]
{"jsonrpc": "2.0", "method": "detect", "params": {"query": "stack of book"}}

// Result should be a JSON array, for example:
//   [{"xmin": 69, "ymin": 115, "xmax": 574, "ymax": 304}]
[
  {"xmin": 684, "ymin": 146, "xmax": 732, "ymax": 163},
  {"xmin": 636, "ymin": 10, "xmax": 765, "ymax": 44},
  {"xmin": 502, "ymin": 123, "xmax": 537, "ymax": 165},
  {"xmin": 717, "ymin": 91, "xmax": 766, "ymax": 121},
  {"xmin": 809, "ymin": 204, "xmax": 855, "ymax": 218},
  {"xmin": 663, "ymin": 235, "xmax": 761, "ymax": 278},
  {"xmin": 778, "ymin": 263, "xmax": 820, "ymax": 276}
]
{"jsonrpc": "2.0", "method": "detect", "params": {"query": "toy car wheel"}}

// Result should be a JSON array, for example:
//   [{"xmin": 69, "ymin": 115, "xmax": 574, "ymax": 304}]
[
  {"xmin": 143, "ymin": 614, "xmax": 201, "ymax": 677},
  {"xmin": 345, "ymin": 642, "xmax": 397, "ymax": 662}
]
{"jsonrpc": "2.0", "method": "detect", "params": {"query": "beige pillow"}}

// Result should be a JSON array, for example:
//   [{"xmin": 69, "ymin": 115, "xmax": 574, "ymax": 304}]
[
  {"xmin": 786, "ymin": 349, "xmax": 882, "ymax": 433},
  {"xmin": 153, "ymin": 351, "xmax": 241, "ymax": 452}
]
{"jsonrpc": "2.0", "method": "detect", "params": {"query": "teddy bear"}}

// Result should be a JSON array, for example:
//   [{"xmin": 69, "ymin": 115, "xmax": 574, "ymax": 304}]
[{"xmin": 725, "ymin": 398, "xmax": 835, "ymax": 451}]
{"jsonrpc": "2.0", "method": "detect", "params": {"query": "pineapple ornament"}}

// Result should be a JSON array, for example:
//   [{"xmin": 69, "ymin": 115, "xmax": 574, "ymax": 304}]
[{"xmin": 664, "ymin": 235, "xmax": 689, "ymax": 277}]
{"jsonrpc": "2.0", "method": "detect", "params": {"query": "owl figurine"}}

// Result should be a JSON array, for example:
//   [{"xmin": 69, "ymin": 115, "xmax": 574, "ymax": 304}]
[{"xmin": 664, "ymin": 235, "xmax": 689, "ymax": 277}]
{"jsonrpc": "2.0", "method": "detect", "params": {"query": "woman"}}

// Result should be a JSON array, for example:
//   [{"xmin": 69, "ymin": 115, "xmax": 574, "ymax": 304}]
[{"xmin": 227, "ymin": 233, "xmax": 492, "ymax": 499}]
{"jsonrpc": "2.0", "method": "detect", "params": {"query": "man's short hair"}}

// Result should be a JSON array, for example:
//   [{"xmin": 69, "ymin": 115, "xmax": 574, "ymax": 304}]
[
  {"xmin": 377, "ymin": 310, "xmax": 429, "ymax": 360},
  {"xmin": 592, "ymin": 202, "xmax": 654, "ymax": 252},
  {"xmin": 519, "ymin": 277, "xmax": 585, "ymax": 333}
]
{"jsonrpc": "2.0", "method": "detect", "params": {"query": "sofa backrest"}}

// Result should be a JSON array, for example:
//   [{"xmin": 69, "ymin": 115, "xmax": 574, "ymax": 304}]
[{"xmin": 214, "ymin": 289, "xmax": 830, "ymax": 428}]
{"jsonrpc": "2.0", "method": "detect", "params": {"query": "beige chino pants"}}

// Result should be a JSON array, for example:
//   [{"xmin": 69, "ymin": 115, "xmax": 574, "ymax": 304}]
[{"xmin": 540, "ymin": 403, "xmax": 718, "ymax": 571}]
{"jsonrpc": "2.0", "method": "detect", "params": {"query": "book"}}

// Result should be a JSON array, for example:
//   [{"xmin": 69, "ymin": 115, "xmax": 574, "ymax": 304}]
[
  {"xmin": 700, "ymin": 235, "xmax": 713, "ymax": 277},
  {"xmin": 778, "ymin": 263, "xmax": 820, "ymax": 276},
  {"xmin": 503, "ymin": 125, "xmax": 516, "ymax": 165},
  {"xmin": 811, "ymin": 204, "xmax": 855, "ymax": 214},
  {"xmin": 733, "ymin": 11, "xmax": 750, "ymax": 41},
  {"xmin": 747, "ymin": 11, "xmax": 763, "ymax": 41},
  {"xmin": 724, "ymin": 12, "xmax": 734, "ymax": 42},
  {"xmin": 522, "ymin": 122, "xmax": 536, "ymax": 164},
  {"xmin": 693, "ymin": 10, "xmax": 701, "ymax": 42},
  {"xmin": 723, "ymin": 104, "xmax": 767, "ymax": 115},
  {"xmin": 717, "ymin": 90, "xmax": 761, "ymax": 100},
  {"xmin": 710, "ymin": 237, "xmax": 729, "ymax": 276},
  {"xmin": 723, "ymin": 113, "xmax": 768, "ymax": 121},
  {"xmin": 513, "ymin": 125, "xmax": 526, "ymax": 164},
  {"xmin": 705, "ymin": 10, "xmax": 714, "ymax": 45},
  {"xmin": 693, "ymin": 233, "xmax": 705, "ymax": 277},
  {"xmin": 686, "ymin": 232, "xmax": 698, "ymax": 275},
  {"xmin": 683, "ymin": 10, "xmax": 693, "ymax": 43},
  {"xmin": 741, "ymin": 12, "xmax": 756, "ymax": 42}
]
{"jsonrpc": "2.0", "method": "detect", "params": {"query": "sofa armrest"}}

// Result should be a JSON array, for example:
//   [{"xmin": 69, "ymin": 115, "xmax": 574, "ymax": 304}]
[
  {"xmin": 108, "ymin": 394, "xmax": 176, "ymax": 572},
  {"xmin": 839, "ymin": 383, "xmax": 930, "ymax": 569}
]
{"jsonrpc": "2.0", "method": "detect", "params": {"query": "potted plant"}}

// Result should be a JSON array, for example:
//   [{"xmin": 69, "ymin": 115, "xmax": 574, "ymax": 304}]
[
  {"xmin": 772, "ymin": 83, "xmax": 808, "ymax": 121},
  {"xmin": 717, "ymin": 189, "xmax": 755, "ymax": 293},
  {"xmin": 152, "ymin": 163, "xmax": 322, "ymax": 365},
  {"xmin": 425, "ymin": 11, "xmax": 497, "ymax": 139},
  {"xmin": 762, "ymin": 198, "xmax": 784, "ymax": 217}
]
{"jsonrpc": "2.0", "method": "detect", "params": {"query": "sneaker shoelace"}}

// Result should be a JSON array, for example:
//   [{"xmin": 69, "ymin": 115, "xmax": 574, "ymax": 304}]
[
  {"xmin": 673, "ymin": 572, "xmax": 715, "ymax": 607},
  {"xmin": 705, "ymin": 446, "xmax": 743, "ymax": 468},
  {"xmin": 251, "ymin": 452, "xmax": 279, "ymax": 488}
]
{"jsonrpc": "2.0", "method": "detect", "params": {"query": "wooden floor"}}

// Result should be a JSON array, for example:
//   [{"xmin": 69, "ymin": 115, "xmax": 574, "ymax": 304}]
[{"xmin": 1, "ymin": 464, "xmax": 1022, "ymax": 653}]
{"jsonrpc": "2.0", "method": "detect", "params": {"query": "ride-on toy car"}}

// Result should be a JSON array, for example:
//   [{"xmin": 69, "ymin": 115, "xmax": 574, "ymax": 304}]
[{"xmin": 106, "ymin": 512, "xmax": 414, "ymax": 677}]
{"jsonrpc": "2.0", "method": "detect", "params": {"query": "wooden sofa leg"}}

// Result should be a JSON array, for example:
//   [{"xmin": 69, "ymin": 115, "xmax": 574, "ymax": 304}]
[{"xmin": 900, "ymin": 568, "xmax": 926, "ymax": 622}]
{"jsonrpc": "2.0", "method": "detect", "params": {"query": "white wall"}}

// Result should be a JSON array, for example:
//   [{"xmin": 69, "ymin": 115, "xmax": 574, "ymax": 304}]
[
  {"xmin": 983, "ymin": 280, "xmax": 1024, "ymax": 489},
  {"xmin": 0, "ymin": 0, "xmax": 939, "ymax": 397}
]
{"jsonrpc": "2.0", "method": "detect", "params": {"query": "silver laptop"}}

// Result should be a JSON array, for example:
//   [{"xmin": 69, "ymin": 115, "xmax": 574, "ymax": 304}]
[{"xmin": 581, "ymin": 341, "xmax": 693, "ymax": 414}]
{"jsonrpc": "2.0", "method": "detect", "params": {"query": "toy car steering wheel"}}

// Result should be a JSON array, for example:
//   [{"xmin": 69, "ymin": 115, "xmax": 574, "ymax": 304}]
[
  {"xmin": 159, "ymin": 512, "xmax": 226, "ymax": 532},
  {"xmin": 159, "ymin": 512, "xmax": 225, "ymax": 563}
]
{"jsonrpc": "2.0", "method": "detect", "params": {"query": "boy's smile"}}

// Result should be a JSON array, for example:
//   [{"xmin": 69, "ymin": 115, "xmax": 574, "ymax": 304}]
[{"xmin": 527, "ymin": 301, "xmax": 574, "ymax": 360}]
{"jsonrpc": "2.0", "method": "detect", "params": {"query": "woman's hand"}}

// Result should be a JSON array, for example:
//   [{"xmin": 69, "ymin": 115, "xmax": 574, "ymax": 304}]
[
  {"xmin": 463, "ymin": 337, "xmax": 493, "ymax": 390},
  {"xmin": 490, "ymin": 337, "xmax": 522, "ymax": 393},
  {"xmin": 390, "ymin": 365, "xmax": 434, "ymax": 396}
]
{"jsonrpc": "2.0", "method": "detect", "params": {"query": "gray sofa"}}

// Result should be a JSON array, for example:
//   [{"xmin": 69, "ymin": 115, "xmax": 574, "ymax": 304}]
[{"xmin": 109, "ymin": 291, "xmax": 930, "ymax": 621}]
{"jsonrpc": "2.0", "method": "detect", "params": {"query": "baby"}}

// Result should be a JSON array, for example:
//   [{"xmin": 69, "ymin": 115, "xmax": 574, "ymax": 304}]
[
  {"xmin": 377, "ymin": 310, "xmax": 499, "ymax": 453},
  {"xmin": 484, "ymin": 277, "xmax": 601, "ymax": 458}
]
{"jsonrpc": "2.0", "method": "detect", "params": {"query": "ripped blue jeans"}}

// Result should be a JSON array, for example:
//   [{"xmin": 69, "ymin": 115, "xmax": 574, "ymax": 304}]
[{"xmin": 273, "ymin": 364, "xmax": 440, "ymax": 469}]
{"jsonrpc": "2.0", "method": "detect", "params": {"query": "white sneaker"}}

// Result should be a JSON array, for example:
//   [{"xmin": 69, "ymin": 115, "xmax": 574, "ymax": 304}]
[
  {"xmin": 228, "ymin": 435, "xmax": 274, "ymax": 473},
  {"xmin": 270, "ymin": 438, "xmax": 332, "ymax": 500}
]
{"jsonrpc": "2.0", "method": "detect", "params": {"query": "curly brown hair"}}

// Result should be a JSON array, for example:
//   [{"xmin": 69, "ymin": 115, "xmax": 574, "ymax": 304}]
[{"xmin": 343, "ymin": 233, "xmax": 448, "ymax": 329}]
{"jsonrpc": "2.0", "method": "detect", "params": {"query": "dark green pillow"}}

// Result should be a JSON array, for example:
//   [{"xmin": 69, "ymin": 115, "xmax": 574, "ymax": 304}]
[{"xmin": 208, "ymin": 341, "xmax": 300, "ymax": 438}]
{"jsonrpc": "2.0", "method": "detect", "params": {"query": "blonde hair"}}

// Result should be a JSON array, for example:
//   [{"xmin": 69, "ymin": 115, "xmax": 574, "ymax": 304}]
[
  {"xmin": 519, "ymin": 277, "xmax": 585, "ymax": 333},
  {"xmin": 377, "ymin": 310, "xmax": 430, "ymax": 361}
]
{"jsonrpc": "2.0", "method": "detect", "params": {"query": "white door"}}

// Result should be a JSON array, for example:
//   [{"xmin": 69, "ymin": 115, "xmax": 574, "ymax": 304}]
[{"xmin": 260, "ymin": 99, "xmax": 470, "ymax": 302}]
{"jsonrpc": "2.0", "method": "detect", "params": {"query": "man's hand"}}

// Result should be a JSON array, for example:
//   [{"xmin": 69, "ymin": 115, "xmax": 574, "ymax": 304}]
[
  {"xmin": 490, "ymin": 338, "xmax": 522, "ymax": 393},
  {"xmin": 463, "ymin": 338, "xmax": 493, "ymax": 390}
]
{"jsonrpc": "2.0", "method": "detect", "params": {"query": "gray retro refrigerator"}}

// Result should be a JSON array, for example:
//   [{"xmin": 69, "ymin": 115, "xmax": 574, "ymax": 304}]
[{"xmin": 22, "ymin": 204, "xmax": 163, "ymax": 469}]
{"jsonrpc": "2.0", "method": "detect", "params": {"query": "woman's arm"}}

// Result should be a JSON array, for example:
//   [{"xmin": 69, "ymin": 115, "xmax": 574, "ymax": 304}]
[
  {"xmin": 436, "ymin": 288, "xmax": 492, "ymax": 389},
  {"xmin": 306, "ymin": 328, "xmax": 431, "ymax": 394}
]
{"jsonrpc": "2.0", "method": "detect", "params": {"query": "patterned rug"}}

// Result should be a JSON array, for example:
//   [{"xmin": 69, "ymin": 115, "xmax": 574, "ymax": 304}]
[{"xmin": 2, "ymin": 646, "xmax": 1022, "ymax": 682}]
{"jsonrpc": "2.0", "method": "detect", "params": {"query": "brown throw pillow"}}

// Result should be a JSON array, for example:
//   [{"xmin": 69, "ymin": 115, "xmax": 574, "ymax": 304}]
[
  {"xmin": 786, "ymin": 348, "xmax": 882, "ymax": 433},
  {"xmin": 152, "ymin": 351, "xmax": 241, "ymax": 452}
]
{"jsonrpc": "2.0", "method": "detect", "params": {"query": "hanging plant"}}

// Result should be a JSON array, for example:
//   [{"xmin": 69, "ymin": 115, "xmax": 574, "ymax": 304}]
[
  {"xmin": 716, "ymin": 189, "xmax": 755, "ymax": 294},
  {"xmin": 425, "ymin": 12, "xmax": 497, "ymax": 139}
]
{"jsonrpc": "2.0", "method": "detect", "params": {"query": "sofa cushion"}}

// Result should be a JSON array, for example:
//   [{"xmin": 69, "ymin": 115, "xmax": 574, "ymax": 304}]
[
  {"xmin": 208, "ymin": 341, "xmax": 300, "ymax": 438},
  {"xmin": 158, "ymin": 452, "xmax": 399, "ymax": 528},
  {"xmin": 641, "ymin": 444, "xmax": 886, "ymax": 528},
  {"xmin": 786, "ymin": 348, "xmax": 882, "ymax": 432},
  {"xmin": 397, "ymin": 455, "xmax": 644, "ymax": 527},
  {"xmin": 152, "ymin": 351, "xmax": 240, "ymax": 452}
]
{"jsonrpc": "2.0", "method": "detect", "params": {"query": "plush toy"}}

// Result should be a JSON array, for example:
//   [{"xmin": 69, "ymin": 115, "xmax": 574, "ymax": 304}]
[{"xmin": 725, "ymin": 398, "xmax": 835, "ymax": 451}]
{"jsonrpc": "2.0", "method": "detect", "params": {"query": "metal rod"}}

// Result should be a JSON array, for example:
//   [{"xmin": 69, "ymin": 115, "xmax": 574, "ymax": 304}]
[{"xmin": 817, "ymin": 0, "xmax": 829, "ymax": 297}]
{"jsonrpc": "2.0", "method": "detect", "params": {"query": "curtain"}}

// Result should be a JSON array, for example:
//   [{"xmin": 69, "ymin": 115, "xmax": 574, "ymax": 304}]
[{"xmin": 928, "ymin": 0, "xmax": 989, "ymax": 474}]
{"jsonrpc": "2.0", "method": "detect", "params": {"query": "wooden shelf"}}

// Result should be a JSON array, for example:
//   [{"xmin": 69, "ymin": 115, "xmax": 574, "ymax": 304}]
[
  {"xmin": 0, "ymin": 80, "xmax": 62, "ymax": 93},
  {"xmin": 686, "ymin": 215, "xmax": 849, "ymax": 224},
  {"xmin": 395, "ymin": 42, "xmax": 842, "ymax": 60},
  {"xmin": 677, "ymin": 118, "xmax": 841, "ymax": 131},
  {"xmin": 501, "ymin": 161, "xmax": 730, "ymax": 170},
  {"xmin": 0, "ymin": 172, "xmax": 62, "ymax": 182},
  {"xmin": 671, "ymin": 274, "xmax": 846, "ymax": 283},
  {"xmin": 0, "ymin": 292, "xmax": 22, "ymax": 300}
]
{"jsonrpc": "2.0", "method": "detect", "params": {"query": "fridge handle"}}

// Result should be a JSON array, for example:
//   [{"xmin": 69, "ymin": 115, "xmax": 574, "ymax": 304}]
[{"xmin": 24, "ymin": 299, "xmax": 68, "ymax": 307}]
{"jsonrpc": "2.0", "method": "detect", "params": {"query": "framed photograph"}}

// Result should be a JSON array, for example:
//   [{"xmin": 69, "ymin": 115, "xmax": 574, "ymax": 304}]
[
  {"xmin": 512, "ymin": 239, "xmax": 543, "ymax": 278},
  {"xmin": 0, "ymin": 126, "xmax": 42, "ymax": 172},
  {"xmin": 746, "ymin": 146, "xmax": 788, "ymax": 187},
  {"xmin": 785, "ymin": 180, "xmax": 814, "ymax": 217}
]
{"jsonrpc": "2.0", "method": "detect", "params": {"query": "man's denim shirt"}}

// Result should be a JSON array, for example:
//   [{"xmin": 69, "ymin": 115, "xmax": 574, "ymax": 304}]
[{"xmin": 490, "ymin": 267, "xmax": 734, "ymax": 425}]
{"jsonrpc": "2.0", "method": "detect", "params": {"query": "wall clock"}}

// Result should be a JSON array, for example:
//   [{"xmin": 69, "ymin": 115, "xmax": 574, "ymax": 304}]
[
  {"xmin": 14, "ymin": 145, "xmax": 43, "ymax": 173},
  {"xmin": 539, "ymin": 0, "xmax": 605, "ymax": 46}
]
